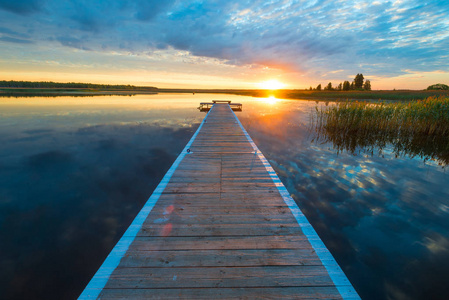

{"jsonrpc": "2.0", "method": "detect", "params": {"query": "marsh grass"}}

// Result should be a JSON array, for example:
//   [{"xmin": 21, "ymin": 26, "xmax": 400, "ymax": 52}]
[{"xmin": 312, "ymin": 96, "xmax": 449, "ymax": 167}]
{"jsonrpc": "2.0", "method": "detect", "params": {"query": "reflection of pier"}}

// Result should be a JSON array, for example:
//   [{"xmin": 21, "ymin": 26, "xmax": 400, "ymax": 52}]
[
  {"xmin": 199, "ymin": 100, "xmax": 242, "ymax": 112},
  {"xmin": 80, "ymin": 102, "xmax": 359, "ymax": 299}
]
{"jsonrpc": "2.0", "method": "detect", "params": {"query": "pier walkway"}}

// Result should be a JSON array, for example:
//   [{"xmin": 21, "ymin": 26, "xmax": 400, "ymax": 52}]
[{"xmin": 80, "ymin": 103, "xmax": 359, "ymax": 299}]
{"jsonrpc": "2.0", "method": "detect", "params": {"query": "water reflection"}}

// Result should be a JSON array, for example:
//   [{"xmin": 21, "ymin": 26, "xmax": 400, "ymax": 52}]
[
  {"xmin": 238, "ymin": 101, "xmax": 449, "ymax": 300},
  {"xmin": 1, "ymin": 95, "xmax": 448, "ymax": 300},
  {"xmin": 265, "ymin": 95, "xmax": 279, "ymax": 105},
  {"xmin": 0, "ymin": 93, "xmax": 138, "ymax": 98},
  {"xmin": 0, "ymin": 94, "xmax": 203, "ymax": 299},
  {"xmin": 241, "ymin": 101, "xmax": 449, "ymax": 299}
]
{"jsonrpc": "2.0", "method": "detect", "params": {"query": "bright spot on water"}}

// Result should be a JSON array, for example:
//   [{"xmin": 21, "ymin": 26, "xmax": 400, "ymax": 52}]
[{"xmin": 264, "ymin": 95, "xmax": 278, "ymax": 105}]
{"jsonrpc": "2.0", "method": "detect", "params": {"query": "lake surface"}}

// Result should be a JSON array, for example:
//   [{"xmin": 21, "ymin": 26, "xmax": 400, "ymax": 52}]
[{"xmin": 1, "ymin": 94, "xmax": 448, "ymax": 299}]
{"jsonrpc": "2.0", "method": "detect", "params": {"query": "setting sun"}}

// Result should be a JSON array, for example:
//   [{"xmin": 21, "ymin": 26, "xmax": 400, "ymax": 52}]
[{"xmin": 258, "ymin": 79, "xmax": 286, "ymax": 90}]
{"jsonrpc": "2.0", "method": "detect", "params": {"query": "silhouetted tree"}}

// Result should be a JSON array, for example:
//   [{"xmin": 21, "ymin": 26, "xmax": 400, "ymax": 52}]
[
  {"xmin": 338, "ymin": 83, "xmax": 342, "ymax": 91},
  {"xmin": 350, "ymin": 82, "xmax": 355, "ymax": 90},
  {"xmin": 354, "ymin": 73, "xmax": 364, "ymax": 89},
  {"xmin": 364, "ymin": 80, "xmax": 371, "ymax": 91},
  {"xmin": 316, "ymin": 84, "xmax": 322, "ymax": 91},
  {"xmin": 325, "ymin": 82, "xmax": 333, "ymax": 90},
  {"xmin": 309, "ymin": 86, "xmax": 313, "ymax": 91},
  {"xmin": 427, "ymin": 83, "xmax": 449, "ymax": 90},
  {"xmin": 342, "ymin": 81, "xmax": 350, "ymax": 91}
]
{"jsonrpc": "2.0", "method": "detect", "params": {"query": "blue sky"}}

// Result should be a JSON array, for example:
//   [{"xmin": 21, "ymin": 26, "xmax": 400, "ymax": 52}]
[{"xmin": 0, "ymin": 0, "xmax": 448, "ymax": 88}]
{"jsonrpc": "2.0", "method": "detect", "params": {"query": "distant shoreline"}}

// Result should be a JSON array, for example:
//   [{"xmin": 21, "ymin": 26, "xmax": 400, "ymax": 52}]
[{"xmin": 1, "ymin": 87, "xmax": 448, "ymax": 101}]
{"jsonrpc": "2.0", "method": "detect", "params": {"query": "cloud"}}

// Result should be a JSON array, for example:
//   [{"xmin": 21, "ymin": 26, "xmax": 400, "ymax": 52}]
[
  {"xmin": 0, "ymin": 36, "xmax": 33, "ymax": 44},
  {"xmin": 26, "ymin": 150, "xmax": 73, "ymax": 169},
  {"xmin": 56, "ymin": 36, "xmax": 90, "ymax": 50},
  {"xmin": 0, "ymin": 26, "xmax": 29, "ymax": 37},
  {"xmin": 0, "ymin": 0, "xmax": 44, "ymax": 15},
  {"xmin": 0, "ymin": 0, "xmax": 448, "ymax": 80},
  {"xmin": 134, "ymin": 0, "xmax": 176, "ymax": 21}
]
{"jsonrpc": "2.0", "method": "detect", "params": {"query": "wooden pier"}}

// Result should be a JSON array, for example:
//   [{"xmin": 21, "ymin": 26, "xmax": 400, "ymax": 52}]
[
  {"xmin": 80, "ymin": 102, "xmax": 359, "ymax": 299},
  {"xmin": 199, "ymin": 100, "xmax": 242, "ymax": 112}
]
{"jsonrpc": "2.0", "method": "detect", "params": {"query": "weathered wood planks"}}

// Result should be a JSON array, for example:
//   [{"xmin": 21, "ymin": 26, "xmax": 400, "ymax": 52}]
[{"xmin": 80, "ymin": 103, "xmax": 359, "ymax": 299}]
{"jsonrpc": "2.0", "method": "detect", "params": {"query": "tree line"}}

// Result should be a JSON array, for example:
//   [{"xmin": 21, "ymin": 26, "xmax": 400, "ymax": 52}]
[
  {"xmin": 427, "ymin": 83, "xmax": 448, "ymax": 90},
  {"xmin": 310, "ymin": 73, "xmax": 371, "ymax": 91},
  {"xmin": 0, "ymin": 80, "xmax": 157, "ymax": 90}
]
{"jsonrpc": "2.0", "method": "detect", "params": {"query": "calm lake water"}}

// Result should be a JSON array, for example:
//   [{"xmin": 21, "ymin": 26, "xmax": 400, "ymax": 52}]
[{"xmin": 1, "ymin": 94, "xmax": 448, "ymax": 299}]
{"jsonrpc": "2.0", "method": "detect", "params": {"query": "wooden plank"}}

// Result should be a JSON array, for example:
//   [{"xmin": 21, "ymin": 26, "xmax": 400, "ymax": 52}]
[
  {"xmin": 127, "ymin": 235, "xmax": 313, "ymax": 251},
  {"xmin": 119, "ymin": 249, "xmax": 322, "ymax": 267},
  {"xmin": 99, "ymin": 287, "xmax": 343, "ymax": 299},
  {"xmin": 138, "ymin": 223, "xmax": 303, "ymax": 237},
  {"xmin": 149, "ymin": 193, "xmax": 287, "ymax": 206},
  {"xmin": 141, "ymin": 215, "xmax": 298, "ymax": 225},
  {"xmin": 148, "ymin": 205, "xmax": 293, "ymax": 215},
  {"xmin": 105, "ymin": 266, "xmax": 334, "ymax": 289}
]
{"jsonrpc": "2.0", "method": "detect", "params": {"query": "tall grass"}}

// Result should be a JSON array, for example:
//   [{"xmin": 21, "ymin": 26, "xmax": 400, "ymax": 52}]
[{"xmin": 312, "ymin": 96, "xmax": 449, "ymax": 167}]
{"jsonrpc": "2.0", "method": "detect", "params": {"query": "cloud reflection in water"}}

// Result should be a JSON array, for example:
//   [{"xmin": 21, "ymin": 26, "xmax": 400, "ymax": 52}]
[
  {"xmin": 1, "ymin": 95, "xmax": 449, "ymax": 300},
  {"xmin": 0, "ymin": 96, "xmax": 201, "ymax": 299},
  {"xmin": 239, "ymin": 100, "xmax": 449, "ymax": 300}
]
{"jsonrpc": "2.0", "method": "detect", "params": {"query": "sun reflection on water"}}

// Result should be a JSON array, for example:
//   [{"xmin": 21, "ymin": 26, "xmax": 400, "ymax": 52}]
[{"xmin": 264, "ymin": 95, "xmax": 278, "ymax": 105}]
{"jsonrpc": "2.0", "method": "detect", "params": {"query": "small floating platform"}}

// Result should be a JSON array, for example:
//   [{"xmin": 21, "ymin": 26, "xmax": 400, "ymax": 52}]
[
  {"xmin": 80, "ymin": 101, "xmax": 359, "ymax": 299},
  {"xmin": 199, "ymin": 100, "xmax": 242, "ymax": 112}
]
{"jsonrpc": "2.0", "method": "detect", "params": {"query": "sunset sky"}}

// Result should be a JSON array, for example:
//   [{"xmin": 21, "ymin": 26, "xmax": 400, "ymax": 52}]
[{"xmin": 0, "ymin": 0, "xmax": 448, "ymax": 89}]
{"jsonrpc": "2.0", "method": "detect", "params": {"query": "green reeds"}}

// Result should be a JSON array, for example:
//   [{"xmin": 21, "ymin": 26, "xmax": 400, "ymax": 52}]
[{"xmin": 312, "ymin": 96, "xmax": 449, "ymax": 167}]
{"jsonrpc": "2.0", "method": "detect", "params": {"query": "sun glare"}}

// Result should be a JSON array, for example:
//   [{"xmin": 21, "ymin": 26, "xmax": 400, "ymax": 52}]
[
  {"xmin": 264, "ymin": 95, "xmax": 278, "ymax": 105},
  {"xmin": 258, "ymin": 79, "xmax": 286, "ymax": 90}
]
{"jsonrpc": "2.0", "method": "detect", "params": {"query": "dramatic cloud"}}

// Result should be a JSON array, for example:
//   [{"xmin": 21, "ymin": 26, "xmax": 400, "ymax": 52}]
[
  {"xmin": 0, "ymin": 36, "xmax": 34, "ymax": 44},
  {"xmin": 0, "ymin": 0, "xmax": 448, "ymax": 86},
  {"xmin": 0, "ymin": 0, "xmax": 44, "ymax": 15}
]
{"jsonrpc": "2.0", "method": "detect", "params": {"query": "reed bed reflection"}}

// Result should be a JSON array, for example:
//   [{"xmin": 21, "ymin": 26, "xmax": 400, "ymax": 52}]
[{"xmin": 311, "ymin": 97, "xmax": 449, "ymax": 167}]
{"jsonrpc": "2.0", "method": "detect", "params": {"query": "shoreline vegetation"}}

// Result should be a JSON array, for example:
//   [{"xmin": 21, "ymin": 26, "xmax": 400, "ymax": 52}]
[
  {"xmin": 311, "ymin": 96, "xmax": 449, "ymax": 167},
  {"xmin": 1, "ymin": 80, "xmax": 449, "ymax": 101}
]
